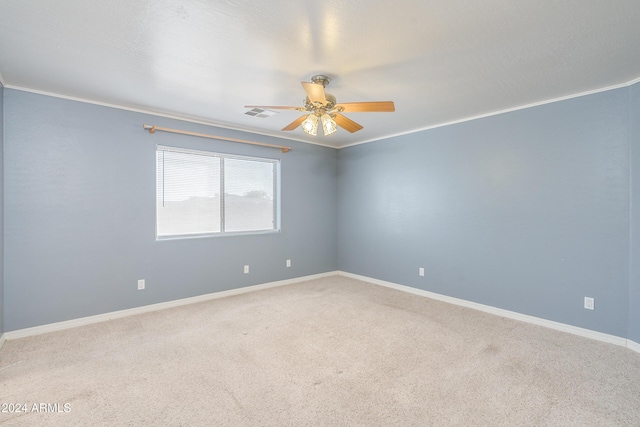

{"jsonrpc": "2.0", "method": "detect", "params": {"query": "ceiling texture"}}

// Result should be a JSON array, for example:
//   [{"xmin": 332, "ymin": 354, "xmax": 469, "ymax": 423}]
[{"xmin": 1, "ymin": 0, "xmax": 640, "ymax": 148}]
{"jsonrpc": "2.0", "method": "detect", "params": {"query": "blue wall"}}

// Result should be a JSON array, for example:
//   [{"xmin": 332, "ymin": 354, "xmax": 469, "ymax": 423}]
[
  {"xmin": 2, "ymin": 82, "xmax": 639, "ymax": 341},
  {"xmin": 630, "ymin": 82, "xmax": 640, "ymax": 344},
  {"xmin": 3, "ymin": 90, "xmax": 337, "ymax": 331},
  {"xmin": 0, "ymin": 81, "xmax": 4, "ymax": 336},
  {"xmin": 338, "ymin": 88, "xmax": 631, "ymax": 338}
]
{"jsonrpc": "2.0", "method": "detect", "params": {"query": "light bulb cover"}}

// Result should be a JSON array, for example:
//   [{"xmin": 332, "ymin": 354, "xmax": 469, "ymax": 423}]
[
  {"xmin": 321, "ymin": 114, "xmax": 338, "ymax": 136},
  {"xmin": 302, "ymin": 114, "xmax": 319, "ymax": 136}
]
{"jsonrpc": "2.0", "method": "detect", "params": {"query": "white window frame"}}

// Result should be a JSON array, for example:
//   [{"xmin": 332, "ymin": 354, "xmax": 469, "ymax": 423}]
[{"xmin": 156, "ymin": 145, "xmax": 280, "ymax": 239}]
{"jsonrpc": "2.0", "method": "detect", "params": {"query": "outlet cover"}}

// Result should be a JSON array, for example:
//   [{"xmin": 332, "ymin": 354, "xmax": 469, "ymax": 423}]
[
  {"xmin": 584, "ymin": 297, "xmax": 594, "ymax": 310},
  {"xmin": 419, "ymin": 267, "xmax": 425, "ymax": 277},
  {"xmin": 286, "ymin": 259, "xmax": 291, "ymax": 267},
  {"xmin": 244, "ymin": 265, "xmax": 250, "ymax": 274},
  {"xmin": 138, "ymin": 279, "xmax": 145, "ymax": 290}
]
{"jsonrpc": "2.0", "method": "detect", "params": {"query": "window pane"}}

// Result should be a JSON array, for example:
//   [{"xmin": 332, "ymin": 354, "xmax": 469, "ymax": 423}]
[
  {"xmin": 224, "ymin": 158, "xmax": 275, "ymax": 232},
  {"xmin": 157, "ymin": 149, "xmax": 221, "ymax": 236}
]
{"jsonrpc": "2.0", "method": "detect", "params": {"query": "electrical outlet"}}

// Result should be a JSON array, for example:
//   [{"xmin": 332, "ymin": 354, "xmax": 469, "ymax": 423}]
[
  {"xmin": 138, "ymin": 279, "xmax": 145, "ymax": 290},
  {"xmin": 286, "ymin": 259, "xmax": 291, "ymax": 268},
  {"xmin": 244, "ymin": 265, "xmax": 250, "ymax": 274},
  {"xmin": 419, "ymin": 267, "xmax": 425, "ymax": 277},
  {"xmin": 584, "ymin": 297, "xmax": 594, "ymax": 310}
]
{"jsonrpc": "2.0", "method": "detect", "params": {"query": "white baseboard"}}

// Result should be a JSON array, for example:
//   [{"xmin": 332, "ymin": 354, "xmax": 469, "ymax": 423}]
[
  {"xmin": 338, "ymin": 271, "xmax": 636, "ymax": 352},
  {"xmin": 3, "ymin": 270, "xmax": 639, "ymax": 356},
  {"xmin": 4, "ymin": 271, "xmax": 338, "ymax": 341}
]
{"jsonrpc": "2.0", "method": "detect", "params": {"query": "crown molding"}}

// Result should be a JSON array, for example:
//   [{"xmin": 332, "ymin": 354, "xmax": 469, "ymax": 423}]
[
  {"xmin": 4, "ymin": 84, "xmax": 336, "ymax": 150},
  {"xmin": 340, "ymin": 75, "xmax": 640, "ymax": 150},
  {"xmin": 627, "ymin": 75, "xmax": 640, "ymax": 86},
  {"xmin": 5, "ymin": 72, "xmax": 640, "ymax": 151}
]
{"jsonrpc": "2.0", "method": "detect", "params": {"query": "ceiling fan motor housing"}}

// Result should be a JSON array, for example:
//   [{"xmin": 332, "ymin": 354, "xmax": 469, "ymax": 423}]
[{"xmin": 305, "ymin": 93, "xmax": 336, "ymax": 112}]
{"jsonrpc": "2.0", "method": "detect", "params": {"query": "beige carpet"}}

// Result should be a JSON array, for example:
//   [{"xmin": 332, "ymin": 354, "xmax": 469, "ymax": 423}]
[{"xmin": 1, "ymin": 275, "xmax": 639, "ymax": 426}]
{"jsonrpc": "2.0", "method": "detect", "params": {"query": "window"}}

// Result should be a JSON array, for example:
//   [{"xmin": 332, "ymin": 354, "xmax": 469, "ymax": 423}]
[{"xmin": 156, "ymin": 145, "xmax": 279, "ymax": 238}]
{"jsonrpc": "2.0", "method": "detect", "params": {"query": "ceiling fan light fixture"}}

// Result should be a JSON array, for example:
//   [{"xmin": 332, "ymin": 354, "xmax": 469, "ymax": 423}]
[
  {"xmin": 321, "ymin": 113, "xmax": 338, "ymax": 136},
  {"xmin": 249, "ymin": 75, "xmax": 395, "ymax": 136},
  {"xmin": 301, "ymin": 114, "xmax": 318, "ymax": 136}
]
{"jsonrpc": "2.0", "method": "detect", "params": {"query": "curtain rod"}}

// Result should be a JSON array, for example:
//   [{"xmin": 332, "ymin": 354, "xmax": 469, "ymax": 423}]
[{"xmin": 143, "ymin": 124, "xmax": 292, "ymax": 153}]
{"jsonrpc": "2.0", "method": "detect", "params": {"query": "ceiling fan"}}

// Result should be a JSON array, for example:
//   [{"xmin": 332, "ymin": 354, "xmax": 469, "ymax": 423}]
[{"xmin": 245, "ymin": 75, "xmax": 395, "ymax": 136}]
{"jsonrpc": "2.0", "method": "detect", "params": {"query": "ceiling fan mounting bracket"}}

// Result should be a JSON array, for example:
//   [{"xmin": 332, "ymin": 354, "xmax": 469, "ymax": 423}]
[{"xmin": 310, "ymin": 75, "xmax": 330, "ymax": 87}]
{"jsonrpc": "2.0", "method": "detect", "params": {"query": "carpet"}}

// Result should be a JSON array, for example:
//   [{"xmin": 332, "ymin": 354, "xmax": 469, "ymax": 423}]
[{"xmin": 1, "ymin": 276, "xmax": 639, "ymax": 426}]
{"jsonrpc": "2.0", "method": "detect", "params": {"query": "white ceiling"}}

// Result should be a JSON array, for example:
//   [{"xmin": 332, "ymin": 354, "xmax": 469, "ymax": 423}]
[{"xmin": 1, "ymin": 0, "xmax": 640, "ymax": 148}]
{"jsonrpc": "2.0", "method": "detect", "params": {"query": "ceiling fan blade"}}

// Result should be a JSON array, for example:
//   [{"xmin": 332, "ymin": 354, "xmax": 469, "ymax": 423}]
[
  {"xmin": 333, "ymin": 113, "xmax": 364, "ymax": 133},
  {"xmin": 245, "ymin": 105, "xmax": 302, "ymax": 111},
  {"xmin": 302, "ymin": 82, "xmax": 327, "ymax": 105},
  {"xmin": 281, "ymin": 115, "xmax": 308, "ymax": 131},
  {"xmin": 335, "ymin": 101, "xmax": 395, "ymax": 112}
]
